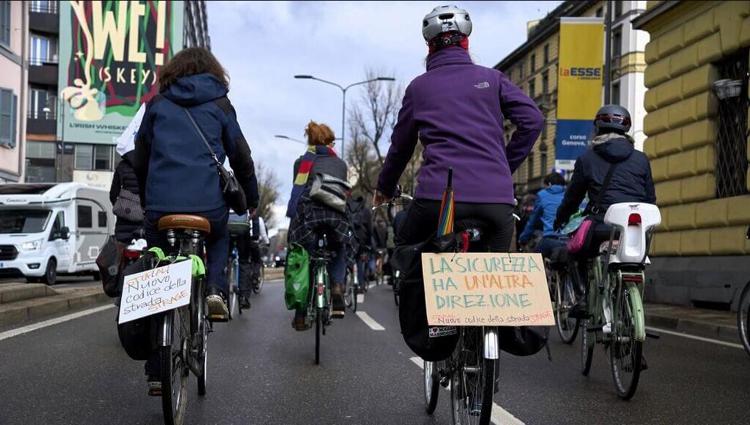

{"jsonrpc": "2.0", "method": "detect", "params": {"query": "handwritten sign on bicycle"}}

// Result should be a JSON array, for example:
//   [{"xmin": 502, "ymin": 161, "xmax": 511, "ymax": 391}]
[
  {"xmin": 421, "ymin": 252, "xmax": 555, "ymax": 327},
  {"xmin": 118, "ymin": 260, "xmax": 192, "ymax": 324}
]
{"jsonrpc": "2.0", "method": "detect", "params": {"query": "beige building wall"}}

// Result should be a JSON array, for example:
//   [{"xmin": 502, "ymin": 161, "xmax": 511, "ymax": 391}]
[{"xmin": 0, "ymin": 0, "xmax": 28, "ymax": 182}]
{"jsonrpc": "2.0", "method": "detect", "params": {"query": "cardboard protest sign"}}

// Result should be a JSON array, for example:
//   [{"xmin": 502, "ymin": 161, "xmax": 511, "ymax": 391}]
[
  {"xmin": 421, "ymin": 253, "xmax": 554, "ymax": 327},
  {"xmin": 118, "ymin": 260, "xmax": 192, "ymax": 324}
]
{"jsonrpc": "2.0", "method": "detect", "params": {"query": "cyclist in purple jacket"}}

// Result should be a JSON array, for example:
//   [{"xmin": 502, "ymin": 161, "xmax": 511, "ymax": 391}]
[{"xmin": 374, "ymin": 5, "xmax": 543, "ymax": 252}]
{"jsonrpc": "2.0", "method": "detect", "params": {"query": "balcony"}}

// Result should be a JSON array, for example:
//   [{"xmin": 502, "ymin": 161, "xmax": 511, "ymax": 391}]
[
  {"xmin": 29, "ymin": 60, "xmax": 58, "ymax": 86},
  {"xmin": 26, "ymin": 116, "xmax": 56, "ymax": 135},
  {"xmin": 29, "ymin": 11, "xmax": 59, "ymax": 34}
]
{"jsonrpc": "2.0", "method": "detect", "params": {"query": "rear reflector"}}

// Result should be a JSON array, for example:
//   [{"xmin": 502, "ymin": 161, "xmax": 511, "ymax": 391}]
[
  {"xmin": 628, "ymin": 213, "xmax": 642, "ymax": 226},
  {"xmin": 123, "ymin": 250, "xmax": 141, "ymax": 259}
]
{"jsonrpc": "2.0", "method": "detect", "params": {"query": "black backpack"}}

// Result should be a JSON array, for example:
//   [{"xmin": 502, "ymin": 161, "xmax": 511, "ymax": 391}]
[
  {"xmin": 392, "ymin": 233, "xmax": 548, "ymax": 361},
  {"xmin": 116, "ymin": 251, "xmax": 160, "ymax": 361}
]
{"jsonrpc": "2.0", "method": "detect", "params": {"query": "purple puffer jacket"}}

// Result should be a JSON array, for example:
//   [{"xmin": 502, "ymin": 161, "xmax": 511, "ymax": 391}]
[{"xmin": 377, "ymin": 47, "xmax": 543, "ymax": 204}]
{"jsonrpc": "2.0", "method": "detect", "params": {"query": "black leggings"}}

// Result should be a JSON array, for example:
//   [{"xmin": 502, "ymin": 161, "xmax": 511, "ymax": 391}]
[{"xmin": 397, "ymin": 199, "xmax": 515, "ymax": 252}]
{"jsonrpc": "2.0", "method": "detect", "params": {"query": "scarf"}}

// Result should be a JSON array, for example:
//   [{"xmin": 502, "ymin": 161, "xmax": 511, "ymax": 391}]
[
  {"xmin": 591, "ymin": 132, "xmax": 634, "ymax": 146},
  {"xmin": 286, "ymin": 145, "xmax": 337, "ymax": 219}
]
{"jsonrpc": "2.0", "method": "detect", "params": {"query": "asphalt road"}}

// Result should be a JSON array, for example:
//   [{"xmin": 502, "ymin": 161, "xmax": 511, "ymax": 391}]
[{"xmin": 1, "ymin": 280, "xmax": 748, "ymax": 425}]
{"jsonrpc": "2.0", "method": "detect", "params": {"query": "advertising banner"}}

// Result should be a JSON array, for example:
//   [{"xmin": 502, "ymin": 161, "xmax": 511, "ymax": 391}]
[
  {"xmin": 57, "ymin": 1, "xmax": 184, "ymax": 144},
  {"xmin": 555, "ymin": 17, "xmax": 604, "ymax": 170}
]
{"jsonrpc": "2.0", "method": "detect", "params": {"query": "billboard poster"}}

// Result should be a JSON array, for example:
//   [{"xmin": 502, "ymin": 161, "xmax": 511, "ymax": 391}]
[
  {"xmin": 554, "ymin": 17, "xmax": 604, "ymax": 170},
  {"xmin": 57, "ymin": 1, "xmax": 184, "ymax": 144}
]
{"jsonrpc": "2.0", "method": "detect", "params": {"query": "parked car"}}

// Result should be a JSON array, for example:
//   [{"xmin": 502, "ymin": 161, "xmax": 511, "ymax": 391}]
[{"xmin": 0, "ymin": 183, "xmax": 114, "ymax": 284}]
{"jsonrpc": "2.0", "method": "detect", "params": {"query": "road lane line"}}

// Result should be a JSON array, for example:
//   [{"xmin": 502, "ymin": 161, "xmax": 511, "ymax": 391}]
[
  {"xmin": 357, "ymin": 294, "xmax": 365, "ymax": 304},
  {"xmin": 355, "ymin": 311, "xmax": 385, "ymax": 331},
  {"xmin": 0, "ymin": 305, "xmax": 114, "ymax": 342},
  {"xmin": 408, "ymin": 357, "xmax": 523, "ymax": 424},
  {"xmin": 646, "ymin": 326, "xmax": 744, "ymax": 349}
]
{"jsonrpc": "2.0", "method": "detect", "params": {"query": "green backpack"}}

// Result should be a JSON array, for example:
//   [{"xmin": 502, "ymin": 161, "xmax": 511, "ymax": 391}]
[{"xmin": 284, "ymin": 243, "xmax": 310, "ymax": 310}]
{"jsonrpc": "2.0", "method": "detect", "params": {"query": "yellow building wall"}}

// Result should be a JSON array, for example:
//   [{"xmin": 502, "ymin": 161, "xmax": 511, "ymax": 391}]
[{"xmin": 641, "ymin": 1, "xmax": 750, "ymax": 255}]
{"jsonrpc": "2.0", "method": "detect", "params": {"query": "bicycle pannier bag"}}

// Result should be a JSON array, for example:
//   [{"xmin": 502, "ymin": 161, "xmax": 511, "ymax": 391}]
[
  {"xmin": 96, "ymin": 236, "xmax": 124, "ymax": 297},
  {"xmin": 309, "ymin": 173, "xmax": 351, "ymax": 213},
  {"xmin": 284, "ymin": 244, "xmax": 310, "ymax": 311},
  {"xmin": 393, "ymin": 234, "xmax": 461, "ymax": 361},
  {"xmin": 113, "ymin": 188, "xmax": 144, "ymax": 222}
]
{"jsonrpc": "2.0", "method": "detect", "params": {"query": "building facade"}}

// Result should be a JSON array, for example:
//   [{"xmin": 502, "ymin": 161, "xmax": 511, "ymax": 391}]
[
  {"xmin": 495, "ymin": 0, "xmax": 649, "ymax": 194},
  {"xmin": 24, "ymin": 0, "xmax": 210, "ymax": 188},
  {"xmin": 0, "ymin": 1, "xmax": 28, "ymax": 183},
  {"xmin": 634, "ymin": 1, "xmax": 750, "ymax": 308}
]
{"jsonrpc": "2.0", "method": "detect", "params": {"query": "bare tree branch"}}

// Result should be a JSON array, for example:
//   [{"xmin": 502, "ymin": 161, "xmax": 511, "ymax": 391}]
[{"xmin": 254, "ymin": 163, "xmax": 281, "ymax": 229}]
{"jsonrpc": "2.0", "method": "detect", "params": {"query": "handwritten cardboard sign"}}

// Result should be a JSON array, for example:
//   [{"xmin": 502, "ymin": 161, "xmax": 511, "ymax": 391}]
[
  {"xmin": 118, "ymin": 260, "xmax": 192, "ymax": 324},
  {"xmin": 421, "ymin": 252, "xmax": 555, "ymax": 327}
]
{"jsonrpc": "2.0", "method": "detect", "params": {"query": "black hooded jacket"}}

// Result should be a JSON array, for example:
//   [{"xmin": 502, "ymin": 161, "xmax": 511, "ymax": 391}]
[{"xmin": 555, "ymin": 134, "xmax": 656, "ymax": 228}]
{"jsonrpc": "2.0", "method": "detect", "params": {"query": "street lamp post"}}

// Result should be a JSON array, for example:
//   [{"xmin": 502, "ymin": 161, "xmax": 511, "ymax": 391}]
[
  {"xmin": 294, "ymin": 75, "xmax": 395, "ymax": 159},
  {"xmin": 274, "ymin": 134, "xmax": 307, "ymax": 145}
]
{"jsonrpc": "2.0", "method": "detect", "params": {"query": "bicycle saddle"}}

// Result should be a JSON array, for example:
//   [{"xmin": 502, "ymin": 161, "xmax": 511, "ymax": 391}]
[{"xmin": 158, "ymin": 214, "xmax": 211, "ymax": 234}]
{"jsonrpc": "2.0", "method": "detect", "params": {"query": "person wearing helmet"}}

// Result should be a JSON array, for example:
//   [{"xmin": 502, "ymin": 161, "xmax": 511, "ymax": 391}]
[{"xmin": 374, "ymin": 5, "xmax": 544, "ymax": 253}]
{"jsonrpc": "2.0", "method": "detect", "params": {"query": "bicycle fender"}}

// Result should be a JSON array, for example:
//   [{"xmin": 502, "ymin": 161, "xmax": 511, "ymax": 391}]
[{"xmin": 626, "ymin": 282, "xmax": 646, "ymax": 342}]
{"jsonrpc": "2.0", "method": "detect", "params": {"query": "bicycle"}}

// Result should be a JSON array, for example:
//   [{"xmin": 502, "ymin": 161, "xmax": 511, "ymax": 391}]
[
  {"xmin": 344, "ymin": 262, "xmax": 358, "ymax": 313},
  {"xmin": 228, "ymin": 221, "xmax": 252, "ymax": 318},
  {"xmin": 306, "ymin": 233, "xmax": 333, "ymax": 365},
  {"xmin": 738, "ymin": 226, "xmax": 750, "ymax": 357},
  {"xmin": 574, "ymin": 203, "xmax": 661, "ymax": 400},
  {"xmin": 545, "ymin": 247, "xmax": 580, "ymax": 344},
  {"xmin": 152, "ymin": 214, "xmax": 213, "ymax": 425}
]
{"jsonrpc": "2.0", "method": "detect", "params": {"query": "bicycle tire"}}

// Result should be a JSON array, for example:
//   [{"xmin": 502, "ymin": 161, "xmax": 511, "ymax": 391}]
[
  {"xmin": 424, "ymin": 360, "xmax": 440, "ymax": 414},
  {"xmin": 555, "ymin": 270, "xmax": 579, "ymax": 344},
  {"xmin": 228, "ymin": 260, "xmax": 238, "ymax": 320},
  {"xmin": 161, "ymin": 311, "xmax": 189, "ymax": 425},
  {"xmin": 352, "ymin": 284, "xmax": 358, "ymax": 313},
  {"xmin": 315, "ymin": 308, "xmax": 321, "ymax": 365},
  {"xmin": 196, "ymin": 298, "xmax": 208, "ymax": 396},
  {"xmin": 610, "ymin": 285, "xmax": 643, "ymax": 400},
  {"xmin": 450, "ymin": 329, "xmax": 494, "ymax": 425},
  {"xmin": 738, "ymin": 282, "xmax": 750, "ymax": 357},
  {"xmin": 253, "ymin": 267, "xmax": 264, "ymax": 294},
  {"xmin": 581, "ymin": 319, "xmax": 594, "ymax": 376}
]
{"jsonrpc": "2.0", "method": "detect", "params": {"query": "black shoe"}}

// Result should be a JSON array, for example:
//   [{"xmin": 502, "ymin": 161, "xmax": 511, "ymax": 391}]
[
  {"xmin": 206, "ymin": 287, "xmax": 229, "ymax": 322},
  {"xmin": 331, "ymin": 288, "xmax": 345, "ymax": 318},
  {"xmin": 640, "ymin": 355, "xmax": 648, "ymax": 371},
  {"xmin": 240, "ymin": 296, "xmax": 251, "ymax": 309},
  {"xmin": 568, "ymin": 302, "xmax": 589, "ymax": 320},
  {"xmin": 147, "ymin": 375, "xmax": 162, "ymax": 396}
]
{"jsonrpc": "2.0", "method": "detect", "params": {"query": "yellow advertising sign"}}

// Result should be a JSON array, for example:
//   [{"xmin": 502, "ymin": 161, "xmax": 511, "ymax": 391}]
[
  {"xmin": 557, "ymin": 17, "xmax": 605, "ymax": 120},
  {"xmin": 421, "ymin": 253, "xmax": 555, "ymax": 327}
]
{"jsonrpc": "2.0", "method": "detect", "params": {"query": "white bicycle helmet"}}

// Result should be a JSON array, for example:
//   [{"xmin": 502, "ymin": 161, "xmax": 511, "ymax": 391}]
[{"xmin": 422, "ymin": 5, "xmax": 472, "ymax": 42}]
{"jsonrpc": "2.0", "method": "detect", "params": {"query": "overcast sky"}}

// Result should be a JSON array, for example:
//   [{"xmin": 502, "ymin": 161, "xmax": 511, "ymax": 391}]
[{"xmin": 207, "ymin": 1, "xmax": 561, "ymax": 233}]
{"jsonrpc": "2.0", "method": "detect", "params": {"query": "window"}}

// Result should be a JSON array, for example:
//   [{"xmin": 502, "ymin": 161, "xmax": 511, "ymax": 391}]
[
  {"xmin": 542, "ymin": 71, "xmax": 549, "ymax": 95},
  {"xmin": 541, "ymin": 150, "xmax": 548, "ymax": 177},
  {"xmin": 596, "ymin": 7, "xmax": 603, "ymax": 17},
  {"xmin": 25, "ymin": 141, "xmax": 56, "ymax": 182},
  {"xmin": 30, "ymin": 1, "xmax": 58, "ymax": 14},
  {"xmin": 527, "ymin": 152, "xmax": 535, "ymax": 182},
  {"xmin": 715, "ymin": 49, "xmax": 749, "ymax": 198},
  {"xmin": 543, "ymin": 44, "xmax": 549, "ymax": 64},
  {"xmin": 611, "ymin": 81, "xmax": 621, "ymax": 106},
  {"xmin": 0, "ymin": 88, "xmax": 17, "ymax": 148},
  {"xmin": 28, "ymin": 88, "xmax": 56, "ymax": 119},
  {"xmin": 528, "ymin": 78, "xmax": 536, "ymax": 98},
  {"xmin": 0, "ymin": 1, "xmax": 10, "ymax": 47},
  {"xmin": 49, "ymin": 212, "xmax": 65, "ymax": 241},
  {"xmin": 542, "ymin": 113, "xmax": 548, "ymax": 140},
  {"xmin": 74, "ymin": 145, "xmax": 93, "ymax": 170},
  {"xmin": 530, "ymin": 54, "xmax": 536, "ymax": 72},
  {"xmin": 519, "ymin": 63, "xmax": 524, "ymax": 79},
  {"xmin": 30, "ymin": 33, "xmax": 57, "ymax": 65},
  {"xmin": 612, "ymin": 27, "xmax": 622, "ymax": 60},
  {"xmin": 614, "ymin": 1, "xmax": 623, "ymax": 18},
  {"xmin": 97, "ymin": 211, "xmax": 107, "ymax": 228},
  {"xmin": 94, "ymin": 145, "xmax": 112, "ymax": 170},
  {"xmin": 77, "ymin": 205, "xmax": 93, "ymax": 228}
]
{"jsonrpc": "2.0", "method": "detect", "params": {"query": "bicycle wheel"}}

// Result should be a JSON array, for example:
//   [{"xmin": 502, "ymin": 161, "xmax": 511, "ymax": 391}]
[
  {"xmin": 424, "ymin": 360, "xmax": 440, "ymax": 414},
  {"xmin": 315, "ymin": 308, "xmax": 321, "ymax": 365},
  {"xmin": 196, "ymin": 296, "xmax": 208, "ymax": 396},
  {"xmin": 738, "ymin": 282, "xmax": 750, "ymax": 357},
  {"xmin": 227, "ymin": 260, "xmax": 238, "ymax": 320},
  {"xmin": 451, "ymin": 329, "xmax": 494, "ymax": 425},
  {"xmin": 556, "ymin": 270, "xmax": 580, "ymax": 344},
  {"xmin": 253, "ymin": 266, "xmax": 264, "ymax": 294},
  {"xmin": 581, "ymin": 319, "xmax": 595, "ymax": 376},
  {"xmin": 161, "ymin": 309, "xmax": 189, "ymax": 425},
  {"xmin": 610, "ymin": 285, "xmax": 643, "ymax": 400}
]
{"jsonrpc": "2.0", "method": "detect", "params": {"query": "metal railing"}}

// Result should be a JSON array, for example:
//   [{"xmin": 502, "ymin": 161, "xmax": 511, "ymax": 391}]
[{"xmin": 30, "ymin": 2, "xmax": 58, "ymax": 14}]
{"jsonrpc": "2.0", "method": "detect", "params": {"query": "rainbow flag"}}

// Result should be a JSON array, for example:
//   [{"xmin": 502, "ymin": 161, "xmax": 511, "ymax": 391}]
[{"xmin": 437, "ymin": 168, "xmax": 455, "ymax": 237}]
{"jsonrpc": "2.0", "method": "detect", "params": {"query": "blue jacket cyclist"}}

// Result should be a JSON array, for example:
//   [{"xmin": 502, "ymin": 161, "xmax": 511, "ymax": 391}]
[{"xmin": 519, "ymin": 172, "xmax": 567, "ymax": 258}]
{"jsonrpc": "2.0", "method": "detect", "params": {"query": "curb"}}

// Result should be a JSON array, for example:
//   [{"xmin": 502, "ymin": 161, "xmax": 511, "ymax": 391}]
[
  {"xmin": 645, "ymin": 312, "xmax": 739, "ymax": 343},
  {"xmin": 0, "ymin": 289, "xmax": 111, "ymax": 331}
]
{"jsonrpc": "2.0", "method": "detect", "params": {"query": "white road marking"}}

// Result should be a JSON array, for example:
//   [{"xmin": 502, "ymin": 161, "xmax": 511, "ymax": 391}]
[
  {"xmin": 0, "ymin": 305, "xmax": 114, "ymax": 342},
  {"xmin": 408, "ymin": 357, "xmax": 524, "ymax": 424},
  {"xmin": 355, "ymin": 311, "xmax": 385, "ymax": 331},
  {"xmin": 646, "ymin": 326, "xmax": 744, "ymax": 349},
  {"xmin": 357, "ymin": 294, "xmax": 365, "ymax": 304}
]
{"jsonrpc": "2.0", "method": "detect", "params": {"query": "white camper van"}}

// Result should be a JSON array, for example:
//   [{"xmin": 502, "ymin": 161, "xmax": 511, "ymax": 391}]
[{"xmin": 0, "ymin": 183, "xmax": 114, "ymax": 284}]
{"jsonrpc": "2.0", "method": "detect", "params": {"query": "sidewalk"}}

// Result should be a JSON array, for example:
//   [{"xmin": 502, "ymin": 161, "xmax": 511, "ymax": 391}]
[{"xmin": 644, "ymin": 302, "xmax": 739, "ymax": 343}]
